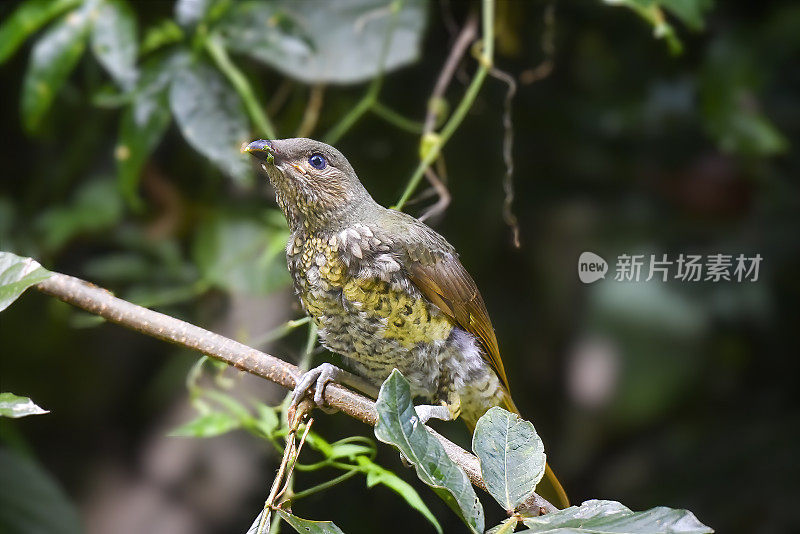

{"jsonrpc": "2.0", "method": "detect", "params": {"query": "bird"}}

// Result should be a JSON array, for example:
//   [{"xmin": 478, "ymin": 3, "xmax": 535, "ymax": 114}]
[{"xmin": 245, "ymin": 138, "xmax": 568, "ymax": 508}]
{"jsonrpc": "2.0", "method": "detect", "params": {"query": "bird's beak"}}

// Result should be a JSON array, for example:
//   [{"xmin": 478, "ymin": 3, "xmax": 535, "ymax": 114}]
[{"xmin": 243, "ymin": 139, "xmax": 276, "ymax": 164}]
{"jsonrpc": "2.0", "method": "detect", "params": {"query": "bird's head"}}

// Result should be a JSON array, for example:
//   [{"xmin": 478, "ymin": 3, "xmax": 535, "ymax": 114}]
[{"xmin": 245, "ymin": 138, "xmax": 373, "ymax": 231}]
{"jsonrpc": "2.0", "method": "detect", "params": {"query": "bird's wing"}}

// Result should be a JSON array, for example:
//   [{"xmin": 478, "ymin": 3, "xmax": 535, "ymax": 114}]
[
  {"xmin": 400, "ymin": 241, "xmax": 511, "ymax": 396},
  {"xmin": 381, "ymin": 216, "xmax": 569, "ymax": 509}
]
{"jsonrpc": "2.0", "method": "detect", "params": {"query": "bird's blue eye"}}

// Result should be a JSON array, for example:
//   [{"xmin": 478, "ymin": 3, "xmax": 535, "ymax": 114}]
[{"xmin": 308, "ymin": 153, "xmax": 327, "ymax": 170}]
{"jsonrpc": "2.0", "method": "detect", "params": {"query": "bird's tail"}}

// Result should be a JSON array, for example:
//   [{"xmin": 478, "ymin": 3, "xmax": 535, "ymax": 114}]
[{"xmin": 465, "ymin": 394, "xmax": 570, "ymax": 509}]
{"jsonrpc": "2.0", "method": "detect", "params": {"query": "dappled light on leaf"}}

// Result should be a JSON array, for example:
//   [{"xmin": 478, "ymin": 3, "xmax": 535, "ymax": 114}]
[
  {"xmin": 219, "ymin": 0, "xmax": 427, "ymax": 84},
  {"xmin": 0, "ymin": 251, "xmax": 52, "ymax": 312},
  {"xmin": 473, "ymin": 407, "xmax": 546, "ymax": 511},
  {"xmin": 521, "ymin": 499, "xmax": 713, "ymax": 533},
  {"xmin": 603, "ymin": 0, "xmax": 713, "ymax": 54},
  {"xmin": 0, "ymin": 392, "xmax": 49, "ymax": 418},
  {"xmin": 169, "ymin": 59, "xmax": 253, "ymax": 182},
  {"xmin": 0, "ymin": 0, "xmax": 80, "ymax": 64},
  {"xmin": 91, "ymin": 0, "xmax": 138, "ymax": 90},
  {"xmin": 20, "ymin": 2, "xmax": 92, "ymax": 131}
]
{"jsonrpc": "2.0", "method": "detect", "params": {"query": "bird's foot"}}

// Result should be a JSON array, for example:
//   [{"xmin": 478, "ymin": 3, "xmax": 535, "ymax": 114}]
[
  {"xmin": 290, "ymin": 363, "xmax": 343, "ymax": 416},
  {"xmin": 414, "ymin": 401, "xmax": 458, "ymax": 425}
]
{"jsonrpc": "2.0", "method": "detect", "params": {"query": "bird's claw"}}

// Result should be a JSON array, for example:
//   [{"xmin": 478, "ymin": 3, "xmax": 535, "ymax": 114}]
[
  {"xmin": 414, "ymin": 403, "xmax": 453, "ymax": 425},
  {"xmin": 289, "ymin": 363, "xmax": 343, "ymax": 416},
  {"xmin": 415, "ymin": 396, "xmax": 460, "ymax": 425}
]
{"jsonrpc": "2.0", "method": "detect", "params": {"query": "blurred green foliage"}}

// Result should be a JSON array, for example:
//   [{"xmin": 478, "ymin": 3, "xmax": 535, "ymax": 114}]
[
  {"xmin": 173, "ymin": 359, "xmax": 443, "ymax": 533},
  {"xmin": 603, "ymin": 0, "xmax": 713, "ymax": 55}
]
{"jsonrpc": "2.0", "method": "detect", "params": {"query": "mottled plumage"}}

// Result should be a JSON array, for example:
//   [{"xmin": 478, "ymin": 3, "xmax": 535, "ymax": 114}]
[
  {"xmin": 245, "ymin": 138, "xmax": 567, "ymax": 506},
  {"xmin": 286, "ymin": 213, "xmax": 508, "ymax": 425}
]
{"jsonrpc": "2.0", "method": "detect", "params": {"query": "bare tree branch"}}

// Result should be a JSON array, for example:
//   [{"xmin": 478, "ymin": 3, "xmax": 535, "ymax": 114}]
[
  {"xmin": 519, "ymin": 2, "xmax": 556, "ymax": 86},
  {"xmin": 417, "ymin": 167, "xmax": 451, "ymax": 223},
  {"xmin": 488, "ymin": 65, "xmax": 521, "ymax": 248},
  {"xmin": 34, "ymin": 272, "xmax": 556, "ymax": 514},
  {"xmin": 412, "ymin": 12, "xmax": 478, "ymax": 222},
  {"xmin": 423, "ymin": 12, "xmax": 479, "ymax": 134},
  {"xmin": 295, "ymin": 84, "xmax": 326, "ymax": 138}
]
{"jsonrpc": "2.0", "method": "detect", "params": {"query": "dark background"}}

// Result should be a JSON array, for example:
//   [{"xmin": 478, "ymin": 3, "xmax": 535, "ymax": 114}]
[{"xmin": 1, "ymin": 1, "xmax": 799, "ymax": 533}]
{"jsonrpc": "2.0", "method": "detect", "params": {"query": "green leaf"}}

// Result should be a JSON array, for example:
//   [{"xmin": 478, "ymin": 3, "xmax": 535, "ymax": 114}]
[
  {"xmin": 20, "ymin": 3, "xmax": 92, "ymax": 132},
  {"xmin": 0, "ymin": 393, "xmax": 49, "ymax": 418},
  {"xmin": 473, "ymin": 407, "xmax": 546, "ymax": 512},
  {"xmin": 356, "ymin": 456, "xmax": 442, "ymax": 534},
  {"xmin": 374, "ymin": 370, "xmax": 484, "ymax": 534},
  {"xmin": 192, "ymin": 212, "xmax": 291, "ymax": 296},
  {"xmin": 278, "ymin": 511, "xmax": 346, "ymax": 534},
  {"xmin": 175, "ymin": 0, "xmax": 212, "ymax": 27},
  {"xmin": 521, "ymin": 500, "xmax": 713, "ymax": 533},
  {"xmin": 140, "ymin": 19, "xmax": 183, "ymax": 55},
  {"xmin": 328, "ymin": 442, "xmax": 375, "ymax": 460},
  {"xmin": 204, "ymin": 390, "xmax": 252, "ymax": 423},
  {"xmin": 168, "ymin": 412, "xmax": 241, "ymax": 437},
  {"xmin": 169, "ymin": 59, "xmax": 252, "ymax": 182},
  {"xmin": 116, "ymin": 54, "xmax": 177, "ymax": 209},
  {"xmin": 0, "ymin": 0, "xmax": 80, "ymax": 64},
  {"xmin": 0, "ymin": 448, "xmax": 83, "ymax": 534},
  {"xmin": 652, "ymin": 0, "xmax": 713, "ymax": 31},
  {"xmin": 700, "ymin": 39, "xmax": 788, "ymax": 157},
  {"xmin": 603, "ymin": 0, "xmax": 713, "ymax": 55},
  {"xmin": 91, "ymin": 0, "xmax": 138, "ymax": 90},
  {"xmin": 35, "ymin": 178, "xmax": 124, "ymax": 253},
  {"xmin": 0, "ymin": 252, "xmax": 52, "ymax": 312},
  {"xmin": 251, "ymin": 401, "xmax": 279, "ymax": 437},
  {"xmin": 219, "ymin": 0, "xmax": 428, "ymax": 84},
  {"xmin": 487, "ymin": 518, "xmax": 519, "ymax": 534}
]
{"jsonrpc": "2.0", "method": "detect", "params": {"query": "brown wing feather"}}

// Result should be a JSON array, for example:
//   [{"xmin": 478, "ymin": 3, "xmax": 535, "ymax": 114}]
[
  {"xmin": 390, "ymin": 222, "xmax": 569, "ymax": 509},
  {"xmin": 405, "ymin": 256, "xmax": 511, "ymax": 396}
]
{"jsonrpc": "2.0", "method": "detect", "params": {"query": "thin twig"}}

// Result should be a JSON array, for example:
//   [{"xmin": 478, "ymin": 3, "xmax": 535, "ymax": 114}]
[
  {"xmin": 417, "ymin": 167, "xmax": 451, "ymax": 223},
  {"xmin": 260, "ymin": 431, "xmax": 293, "ymax": 532},
  {"xmin": 488, "ymin": 66, "xmax": 521, "ymax": 248},
  {"xmin": 423, "ymin": 12, "xmax": 479, "ymax": 134},
  {"xmin": 205, "ymin": 34, "xmax": 277, "ymax": 139},
  {"xmin": 267, "ymin": 79, "xmax": 295, "ymax": 117},
  {"xmin": 295, "ymin": 84, "xmax": 326, "ymax": 138},
  {"xmin": 288, "ymin": 468, "xmax": 360, "ymax": 501},
  {"xmin": 371, "ymin": 102, "xmax": 425, "ymax": 134},
  {"xmin": 323, "ymin": 2, "xmax": 401, "ymax": 144},
  {"xmin": 519, "ymin": 2, "xmax": 556, "ymax": 85},
  {"xmin": 276, "ymin": 413, "xmax": 314, "ymax": 503},
  {"xmin": 404, "ymin": 187, "xmax": 438, "ymax": 206},
  {"xmin": 393, "ymin": 0, "xmax": 497, "ymax": 211},
  {"xmin": 250, "ymin": 317, "xmax": 310, "ymax": 350},
  {"xmin": 258, "ymin": 399, "xmax": 313, "ymax": 534},
  {"xmin": 286, "ymin": 322, "xmax": 319, "ymax": 423},
  {"xmin": 414, "ymin": 11, "xmax": 480, "ymax": 221},
  {"xmin": 34, "ymin": 272, "xmax": 555, "ymax": 512},
  {"xmin": 439, "ymin": 0, "xmax": 460, "ymax": 38},
  {"xmin": 298, "ymin": 322, "xmax": 319, "ymax": 374}
]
